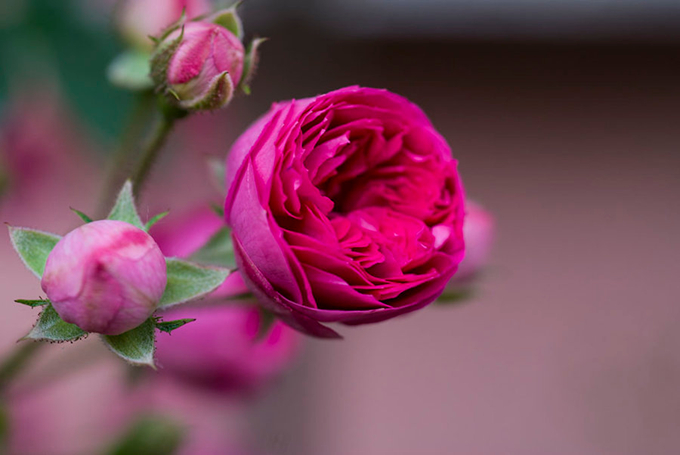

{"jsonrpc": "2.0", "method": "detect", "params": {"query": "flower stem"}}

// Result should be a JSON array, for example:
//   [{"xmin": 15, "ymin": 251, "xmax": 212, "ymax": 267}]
[
  {"xmin": 0, "ymin": 342, "xmax": 42, "ymax": 394},
  {"xmin": 131, "ymin": 109, "xmax": 180, "ymax": 199},
  {"xmin": 96, "ymin": 91, "xmax": 156, "ymax": 217}
]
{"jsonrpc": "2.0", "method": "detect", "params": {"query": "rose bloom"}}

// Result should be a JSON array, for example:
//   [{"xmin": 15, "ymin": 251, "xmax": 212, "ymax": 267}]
[{"xmin": 225, "ymin": 86, "xmax": 465, "ymax": 338}]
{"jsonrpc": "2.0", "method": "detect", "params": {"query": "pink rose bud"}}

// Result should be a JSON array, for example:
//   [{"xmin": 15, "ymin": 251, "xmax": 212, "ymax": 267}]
[
  {"xmin": 117, "ymin": 0, "xmax": 212, "ymax": 51},
  {"xmin": 451, "ymin": 201, "xmax": 495, "ymax": 282},
  {"xmin": 41, "ymin": 220, "xmax": 167, "ymax": 335},
  {"xmin": 153, "ymin": 21, "xmax": 245, "ymax": 111}
]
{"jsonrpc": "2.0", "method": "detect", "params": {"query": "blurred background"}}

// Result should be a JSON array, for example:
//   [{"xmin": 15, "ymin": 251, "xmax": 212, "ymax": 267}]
[{"xmin": 1, "ymin": 0, "xmax": 680, "ymax": 454}]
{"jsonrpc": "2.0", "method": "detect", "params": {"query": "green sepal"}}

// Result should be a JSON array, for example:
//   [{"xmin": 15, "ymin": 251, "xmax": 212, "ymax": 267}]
[
  {"xmin": 102, "ymin": 318, "xmax": 156, "ymax": 368},
  {"xmin": 22, "ymin": 304, "xmax": 87, "ymax": 342},
  {"xmin": 155, "ymin": 318, "xmax": 195, "ymax": 334},
  {"xmin": 150, "ymin": 26, "xmax": 185, "ymax": 99},
  {"xmin": 207, "ymin": 155, "xmax": 226, "ymax": 194},
  {"xmin": 14, "ymin": 299, "xmax": 49, "ymax": 308},
  {"xmin": 239, "ymin": 37, "xmax": 267, "ymax": 95},
  {"xmin": 255, "ymin": 306, "xmax": 277, "ymax": 340},
  {"xmin": 210, "ymin": 203, "xmax": 225, "ymax": 218},
  {"xmin": 189, "ymin": 226, "xmax": 235, "ymax": 268},
  {"xmin": 107, "ymin": 50, "xmax": 154, "ymax": 91},
  {"xmin": 107, "ymin": 180, "xmax": 144, "ymax": 229},
  {"xmin": 144, "ymin": 211, "xmax": 169, "ymax": 232},
  {"xmin": 159, "ymin": 258, "xmax": 231, "ymax": 309},
  {"xmin": 435, "ymin": 287, "xmax": 473, "ymax": 305},
  {"xmin": 7, "ymin": 225, "xmax": 61, "ymax": 278},
  {"xmin": 178, "ymin": 71, "xmax": 234, "ymax": 111},
  {"xmin": 207, "ymin": 6, "xmax": 243, "ymax": 39},
  {"xmin": 70, "ymin": 207, "xmax": 93, "ymax": 223}
]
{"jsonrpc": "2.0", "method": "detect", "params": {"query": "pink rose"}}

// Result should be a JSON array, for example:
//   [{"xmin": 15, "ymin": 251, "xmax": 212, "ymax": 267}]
[
  {"xmin": 41, "ymin": 220, "xmax": 167, "ymax": 335},
  {"xmin": 225, "ymin": 86, "xmax": 465, "ymax": 338}
]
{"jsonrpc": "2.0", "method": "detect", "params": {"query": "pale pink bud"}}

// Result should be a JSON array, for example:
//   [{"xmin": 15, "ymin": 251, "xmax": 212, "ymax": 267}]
[
  {"xmin": 41, "ymin": 220, "xmax": 167, "ymax": 335},
  {"xmin": 157, "ymin": 21, "xmax": 245, "ymax": 110},
  {"xmin": 452, "ymin": 201, "xmax": 495, "ymax": 282},
  {"xmin": 117, "ymin": 0, "xmax": 212, "ymax": 51}
]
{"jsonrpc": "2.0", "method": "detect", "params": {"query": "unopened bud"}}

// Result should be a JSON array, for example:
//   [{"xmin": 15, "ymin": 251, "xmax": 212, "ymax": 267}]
[{"xmin": 41, "ymin": 220, "xmax": 167, "ymax": 335}]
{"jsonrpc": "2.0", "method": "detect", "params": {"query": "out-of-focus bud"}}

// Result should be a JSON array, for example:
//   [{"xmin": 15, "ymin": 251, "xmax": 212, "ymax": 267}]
[
  {"xmin": 152, "ymin": 20, "xmax": 245, "ymax": 111},
  {"xmin": 452, "ymin": 201, "xmax": 495, "ymax": 282},
  {"xmin": 41, "ymin": 220, "xmax": 167, "ymax": 335},
  {"xmin": 156, "ymin": 305, "xmax": 300, "ymax": 394},
  {"xmin": 116, "ymin": 0, "xmax": 212, "ymax": 51}
]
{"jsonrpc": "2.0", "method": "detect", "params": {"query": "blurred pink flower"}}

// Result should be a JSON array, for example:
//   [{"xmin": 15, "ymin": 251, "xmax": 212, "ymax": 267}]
[
  {"xmin": 117, "ymin": 0, "xmax": 212, "ymax": 51},
  {"xmin": 42, "ymin": 220, "xmax": 167, "ymax": 335},
  {"xmin": 152, "ymin": 206, "xmax": 301, "ymax": 394},
  {"xmin": 224, "ymin": 86, "xmax": 466, "ymax": 338},
  {"xmin": 450, "ymin": 201, "xmax": 495, "ymax": 283},
  {"xmin": 156, "ymin": 304, "xmax": 301, "ymax": 394}
]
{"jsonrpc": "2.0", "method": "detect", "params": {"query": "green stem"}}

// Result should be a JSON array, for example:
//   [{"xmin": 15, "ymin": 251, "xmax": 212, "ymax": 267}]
[
  {"xmin": 131, "ymin": 113, "xmax": 177, "ymax": 199},
  {"xmin": 96, "ymin": 91, "xmax": 156, "ymax": 218},
  {"xmin": 0, "ymin": 342, "xmax": 42, "ymax": 394}
]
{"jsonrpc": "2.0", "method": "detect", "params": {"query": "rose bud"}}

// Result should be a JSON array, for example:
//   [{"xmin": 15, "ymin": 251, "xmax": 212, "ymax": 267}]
[
  {"xmin": 224, "ymin": 86, "xmax": 466, "ymax": 338},
  {"xmin": 152, "ymin": 20, "xmax": 245, "ymax": 111},
  {"xmin": 450, "ymin": 201, "xmax": 495, "ymax": 283},
  {"xmin": 116, "ymin": 0, "xmax": 212, "ymax": 51},
  {"xmin": 41, "ymin": 220, "xmax": 167, "ymax": 335}
]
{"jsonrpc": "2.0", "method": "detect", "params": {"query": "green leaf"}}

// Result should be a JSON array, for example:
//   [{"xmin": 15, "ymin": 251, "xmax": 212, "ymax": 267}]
[
  {"xmin": 105, "ymin": 415, "xmax": 184, "ymax": 455},
  {"xmin": 435, "ymin": 287, "xmax": 474, "ymax": 305},
  {"xmin": 102, "ymin": 319, "xmax": 156, "ymax": 368},
  {"xmin": 144, "ymin": 211, "xmax": 169, "ymax": 232},
  {"xmin": 14, "ymin": 299, "xmax": 49, "ymax": 308},
  {"xmin": 106, "ymin": 50, "xmax": 154, "ymax": 91},
  {"xmin": 207, "ymin": 155, "xmax": 226, "ymax": 195},
  {"xmin": 70, "ymin": 207, "xmax": 93, "ymax": 223},
  {"xmin": 159, "ymin": 258, "xmax": 231, "ymax": 308},
  {"xmin": 155, "ymin": 318, "xmax": 195, "ymax": 334},
  {"xmin": 22, "ymin": 304, "xmax": 87, "ymax": 342},
  {"xmin": 107, "ymin": 180, "xmax": 144, "ymax": 229},
  {"xmin": 210, "ymin": 203, "xmax": 225, "ymax": 218},
  {"xmin": 7, "ymin": 226, "xmax": 61, "ymax": 278},
  {"xmin": 189, "ymin": 226, "xmax": 235, "ymax": 268},
  {"xmin": 256, "ymin": 306, "xmax": 277, "ymax": 340}
]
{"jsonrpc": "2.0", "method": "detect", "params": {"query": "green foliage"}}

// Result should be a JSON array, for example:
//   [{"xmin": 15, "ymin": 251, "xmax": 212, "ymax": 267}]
[
  {"xmin": 70, "ymin": 207, "xmax": 93, "ymax": 223},
  {"xmin": 14, "ymin": 299, "xmax": 49, "ymax": 307},
  {"xmin": 107, "ymin": 50, "xmax": 154, "ymax": 91},
  {"xmin": 189, "ymin": 226, "xmax": 235, "ymax": 268},
  {"xmin": 159, "ymin": 258, "xmax": 231, "ymax": 308},
  {"xmin": 155, "ymin": 318, "xmax": 195, "ymax": 334},
  {"xmin": 105, "ymin": 415, "xmax": 184, "ymax": 455},
  {"xmin": 107, "ymin": 180, "xmax": 144, "ymax": 229},
  {"xmin": 102, "ymin": 319, "xmax": 156, "ymax": 368},
  {"xmin": 22, "ymin": 304, "xmax": 87, "ymax": 342},
  {"xmin": 7, "ymin": 226, "xmax": 60, "ymax": 278},
  {"xmin": 144, "ymin": 211, "xmax": 169, "ymax": 232}
]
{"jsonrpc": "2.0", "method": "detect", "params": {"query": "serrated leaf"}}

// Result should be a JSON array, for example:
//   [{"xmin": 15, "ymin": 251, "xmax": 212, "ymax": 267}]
[
  {"xmin": 159, "ymin": 258, "xmax": 230, "ymax": 308},
  {"xmin": 15, "ymin": 299, "xmax": 49, "ymax": 308},
  {"xmin": 102, "ymin": 318, "xmax": 156, "ymax": 368},
  {"xmin": 155, "ymin": 318, "xmax": 195, "ymax": 334},
  {"xmin": 144, "ymin": 211, "xmax": 169, "ymax": 232},
  {"xmin": 70, "ymin": 207, "xmax": 93, "ymax": 223},
  {"xmin": 23, "ymin": 304, "xmax": 87, "ymax": 342},
  {"xmin": 8, "ymin": 226, "xmax": 61, "ymax": 278},
  {"xmin": 189, "ymin": 226, "xmax": 235, "ymax": 268},
  {"xmin": 107, "ymin": 180, "xmax": 144, "ymax": 229}
]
